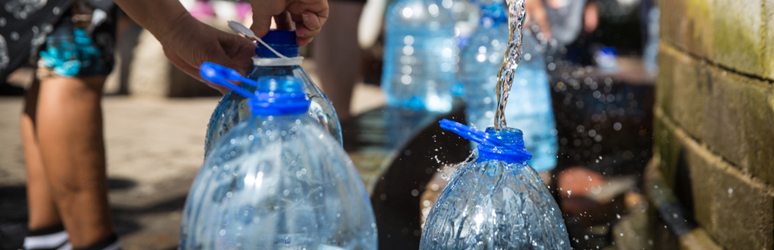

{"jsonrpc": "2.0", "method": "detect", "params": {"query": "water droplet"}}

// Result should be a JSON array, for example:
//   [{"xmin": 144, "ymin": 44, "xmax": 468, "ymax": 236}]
[
  {"xmin": 616, "ymin": 214, "xmax": 621, "ymax": 219},
  {"xmin": 613, "ymin": 122, "xmax": 622, "ymax": 131},
  {"xmin": 411, "ymin": 189, "xmax": 420, "ymax": 197},
  {"xmin": 728, "ymin": 188, "xmax": 733, "ymax": 198},
  {"xmin": 567, "ymin": 190, "xmax": 572, "ymax": 196},
  {"xmin": 588, "ymin": 176, "xmax": 592, "ymax": 181},
  {"xmin": 219, "ymin": 229, "xmax": 226, "ymax": 236}
]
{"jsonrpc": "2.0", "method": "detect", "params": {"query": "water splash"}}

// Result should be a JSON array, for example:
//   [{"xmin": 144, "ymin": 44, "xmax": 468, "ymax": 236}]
[
  {"xmin": 493, "ymin": 0, "xmax": 527, "ymax": 130},
  {"xmin": 438, "ymin": 151, "xmax": 477, "ymax": 181}
]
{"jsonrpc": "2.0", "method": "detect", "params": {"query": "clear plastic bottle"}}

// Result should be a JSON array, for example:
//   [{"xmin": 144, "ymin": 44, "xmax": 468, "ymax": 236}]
[
  {"xmin": 205, "ymin": 30, "xmax": 342, "ymax": 155},
  {"xmin": 449, "ymin": 0, "xmax": 480, "ymax": 97},
  {"xmin": 382, "ymin": 0, "xmax": 457, "ymax": 112},
  {"xmin": 420, "ymin": 119, "xmax": 570, "ymax": 249},
  {"xmin": 459, "ymin": 1, "xmax": 557, "ymax": 172},
  {"xmin": 182, "ymin": 63, "xmax": 377, "ymax": 249}
]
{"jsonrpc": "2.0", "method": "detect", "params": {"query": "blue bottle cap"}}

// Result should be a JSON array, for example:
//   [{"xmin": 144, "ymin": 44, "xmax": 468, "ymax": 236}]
[
  {"xmin": 249, "ymin": 76, "xmax": 310, "ymax": 116},
  {"xmin": 200, "ymin": 62, "xmax": 310, "ymax": 116},
  {"xmin": 439, "ymin": 119, "xmax": 532, "ymax": 164},
  {"xmin": 260, "ymin": 30, "xmax": 297, "ymax": 44},
  {"xmin": 255, "ymin": 76, "xmax": 303, "ymax": 93},
  {"xmin": 255, "ymin": 30, "xmax": 299, "ymax": 58}
]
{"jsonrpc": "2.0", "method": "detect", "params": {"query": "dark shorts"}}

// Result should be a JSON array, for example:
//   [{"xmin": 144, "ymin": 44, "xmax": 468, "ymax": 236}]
[
  {"xmin": 37, "ymin": 7, "xmax": 116, "ymax": 79},
  {"xmin": 0, "ymin": 0, "xmax": 115, "ymax": 81}
]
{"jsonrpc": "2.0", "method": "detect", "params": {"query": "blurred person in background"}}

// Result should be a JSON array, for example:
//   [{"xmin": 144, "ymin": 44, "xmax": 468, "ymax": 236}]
[
  {"xmin": 540, "ymin": 0, "xmax": 599, "ymax": 65},
  {"xmin": 2, "ymin": 1, "xmax": 121, "ymax": 249},
  {"xmin": 2, "ymin": 0, "xmax": 327, "ymax": 249},
  {"xmin": 313, "ymin": 0, "xmax": 364, "ymax": 120}
]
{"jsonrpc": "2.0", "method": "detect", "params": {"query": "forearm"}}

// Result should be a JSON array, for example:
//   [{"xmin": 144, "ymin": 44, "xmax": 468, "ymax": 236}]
[
  {"xmin": 525, "ymin": 0, "xmax": 551, "ymax": 40},
  {"xmin": 113, "ymin": 0, "xmax": 191, "ymax": 41}
]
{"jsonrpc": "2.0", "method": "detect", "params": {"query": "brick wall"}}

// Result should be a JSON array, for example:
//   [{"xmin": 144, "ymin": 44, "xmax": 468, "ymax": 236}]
[{"xmin": 654, "ymin": 0, "xmax": 774, "ymax": 249}]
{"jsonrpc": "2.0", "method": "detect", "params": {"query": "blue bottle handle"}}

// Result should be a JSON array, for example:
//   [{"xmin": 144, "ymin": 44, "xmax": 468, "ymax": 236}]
[
  {"xmin": 439, "ymin": 119, "xmax": 523, "ymax": 153},
  {"xmin": 200, "ymin": 62, "xmax": 259, "ymax": 99}
]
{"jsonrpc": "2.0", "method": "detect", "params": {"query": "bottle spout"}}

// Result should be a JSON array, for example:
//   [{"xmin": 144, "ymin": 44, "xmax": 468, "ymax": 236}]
[
  {"xmin": 439, "ymin": 119, "xmax": 532, "ymax": 163},
  {"xmin": 200, "ymin": 62, "xmax": 311, "ymax": 116}
]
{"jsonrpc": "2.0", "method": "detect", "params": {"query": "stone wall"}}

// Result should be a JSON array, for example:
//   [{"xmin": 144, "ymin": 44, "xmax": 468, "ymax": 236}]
[{"xmin": 653, "ymin": 0, "xmax": 774, "ymax": 249}]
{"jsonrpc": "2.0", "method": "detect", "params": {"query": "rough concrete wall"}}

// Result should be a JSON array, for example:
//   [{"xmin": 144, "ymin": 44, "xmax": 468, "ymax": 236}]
[{"xmin": 655, "ymin": 0, "xmax": 774, "ymax": 249}]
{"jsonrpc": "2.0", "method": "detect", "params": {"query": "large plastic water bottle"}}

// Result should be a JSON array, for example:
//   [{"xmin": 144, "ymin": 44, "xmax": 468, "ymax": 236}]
[
  {"xmin": 382, "ymin": 0, "xmax": 458, "ymax": 112},
  {"xmin": 420, "ymin": 119, "xmax": 570, "ymax": 249},
  {"xmin": 459, "ymin": 1, "xmax": 558, "ymax": 172},
  {"xmin": 205, "ymin": 29, "xmax": 342, "ymax": 155},
  {"xmin": 181, "ymin": 63, "xmax": 377, "ymax": 249}
]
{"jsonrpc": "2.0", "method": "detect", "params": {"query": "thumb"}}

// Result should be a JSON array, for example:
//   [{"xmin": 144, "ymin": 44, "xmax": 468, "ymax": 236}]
[
  {"xmin": 251, "ymin": 15, "xmax": 273, "ymax": 38},
  {"xmin": 250, "ymin": 0, "xmax": 286, "ymax": 38}
]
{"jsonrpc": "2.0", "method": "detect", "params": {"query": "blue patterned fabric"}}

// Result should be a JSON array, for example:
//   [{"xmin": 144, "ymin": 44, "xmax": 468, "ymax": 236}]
[
  {"xmin": 0, "ymin": 0, "xmax": 115, "ymax": 80},
  {"xmin": 40, "ymin": 25, "xmax": 109, "ymax": 77}
]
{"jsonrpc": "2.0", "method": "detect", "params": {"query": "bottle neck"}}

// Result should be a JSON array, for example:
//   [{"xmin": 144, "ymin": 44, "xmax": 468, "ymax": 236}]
[{"xmin": 476, "ymin": 127, "xmax": 531, "ymax": 164}]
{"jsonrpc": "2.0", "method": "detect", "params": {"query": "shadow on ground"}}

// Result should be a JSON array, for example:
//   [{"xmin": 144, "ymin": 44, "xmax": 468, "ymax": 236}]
[{"xmin": 0, "ymin": 178, "xmax": 186, "ymax": 250}]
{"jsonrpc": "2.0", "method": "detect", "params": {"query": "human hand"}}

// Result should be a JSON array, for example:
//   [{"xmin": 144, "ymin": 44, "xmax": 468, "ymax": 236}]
[
  {"xmin": 249, "ymin": 0, "xmax": 329, "ymax": 46},
  {"xmin": 583, "ymin": 0, "xmax": 599, "ymax": 33},
  {"xmin": 526, "ymin": 0, "xmax": 552, "ymax": 42},
  {"xmin": 158, "ymin": 14, "xmax": 255, "ymax": 93}
]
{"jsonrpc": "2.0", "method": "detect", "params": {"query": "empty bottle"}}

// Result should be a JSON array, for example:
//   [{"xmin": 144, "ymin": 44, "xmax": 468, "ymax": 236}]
[
  {"xmin": 459, "ymin": 1, "xmax": 557, "ymax": 172},
  {"xmin": 382, "ymin": 0, "xmax": 457, "ymax": 112},
  {"xmin": 205, "ymin": 29, "xmax": 342, "ymax": 155},
  {"xmin": 181, "ymin": 63, "xmax": 377, "ymax": 249},
  {"xmin": 420, "ymin": 119, "xmax": 570, "ymax": 249}
]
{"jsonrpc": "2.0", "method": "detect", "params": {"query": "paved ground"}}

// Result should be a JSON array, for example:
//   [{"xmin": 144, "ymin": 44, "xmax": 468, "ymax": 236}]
[{"xmin": 0, "ymin": 83, "xmax": 384, "ymax": 249}]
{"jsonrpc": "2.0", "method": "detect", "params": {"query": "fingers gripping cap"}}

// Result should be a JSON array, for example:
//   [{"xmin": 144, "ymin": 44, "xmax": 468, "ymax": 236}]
[
  {"xmin": 255, "ymin": 30, "xmax": 299, "ymax": 57},
  {"xmin": 260, "ymin": 30, "xmax": 297, "ymax": 44}
]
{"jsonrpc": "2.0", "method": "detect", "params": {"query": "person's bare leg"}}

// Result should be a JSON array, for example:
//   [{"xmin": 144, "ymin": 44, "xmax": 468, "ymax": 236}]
[
  {"xmin": 21, "ymin": 80, "xmax": 63, "ymax": 230},
  {"xmin": 313, "ymin": 1, "xmax": 364, "ymax": 120},
  {"xmin": 35, "ymin": 75, "xmax": 114, "ymax": 247}
]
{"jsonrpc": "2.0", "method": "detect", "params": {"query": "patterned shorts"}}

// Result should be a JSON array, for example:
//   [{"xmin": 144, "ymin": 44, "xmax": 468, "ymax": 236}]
[{"xmin": 36, "ymin": 4, "xmax": 114, "ymax": 79}]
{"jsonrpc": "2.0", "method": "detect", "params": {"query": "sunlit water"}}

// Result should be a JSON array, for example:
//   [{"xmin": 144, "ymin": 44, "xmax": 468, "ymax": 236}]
[
  {"xmin": 422, "ymin": 158, "xmax": 570, "ymax": 249},
  {"xmin": 182, "ymin": 115, "xmax": 376, "ymax": 249},
  {"xmin": 421, "ymin": 126, "xmax": 570, "ymax": 249},
  {"xmin": 493, "ymin": 0, "xmax": 527, "ymax": 130}
]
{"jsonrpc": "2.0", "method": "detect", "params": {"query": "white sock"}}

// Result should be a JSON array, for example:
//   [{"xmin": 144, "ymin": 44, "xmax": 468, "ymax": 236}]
[{"xmin": 24, "ymin": 224, "xmax": 71, "ymax": 250}]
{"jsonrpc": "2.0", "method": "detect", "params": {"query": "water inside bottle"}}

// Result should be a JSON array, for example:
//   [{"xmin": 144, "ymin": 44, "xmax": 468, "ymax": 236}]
[{"xmin": 493, "ymin": 0, "xmax": 526, "ymax": 130}]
